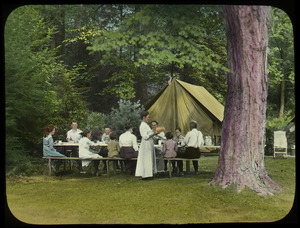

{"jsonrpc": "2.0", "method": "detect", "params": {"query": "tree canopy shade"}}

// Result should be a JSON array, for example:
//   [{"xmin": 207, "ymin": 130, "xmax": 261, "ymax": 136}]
[
  {"xmin": 210, "ymin": 6, "xmax": 282, "ymax": 195},
  {"xmin": 145, "ymin": 78, "xmax": 224, "ymax": 141},
  {"xmin": 87, "ymin": 5, "xmax": 228, "ymax": 103}
]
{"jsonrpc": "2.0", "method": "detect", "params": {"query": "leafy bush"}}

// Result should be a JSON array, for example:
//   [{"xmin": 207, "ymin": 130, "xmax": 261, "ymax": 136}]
[
  {"xmin": 6, "ymin": 137, "xmax": 31, "ymax": 167},
  {"xmin": 85, "ymin": 112, "xmax": 107, "ymax": 131},
  {"xmin": 6, "ymin": 160, "xmax": 47, "ymax": 177},
  {"xmin": 84, "ymin": 112, "xmax": 107, "ymax": 141},
  {"xmin": 107, "ymin": 99, "xmax": 144, "ymax": 135}
]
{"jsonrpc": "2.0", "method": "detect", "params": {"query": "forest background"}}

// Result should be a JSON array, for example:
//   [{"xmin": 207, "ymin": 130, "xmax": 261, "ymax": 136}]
[{"xmin": 4, "ymin": 5, "xmax": 294, "ymax": 171}]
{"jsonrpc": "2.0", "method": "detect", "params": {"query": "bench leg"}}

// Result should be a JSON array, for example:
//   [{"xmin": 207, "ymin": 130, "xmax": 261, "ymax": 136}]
[
  {"xmin": 70, "ymin": 159, "xmax": 72, "ymax": 170},
  {"xmin": 113, "ymin": 161, "xmax": 117, "ymax": 175},
  {"xmin": 48, "ymin": 158, "xmax": 52, "ymax": 176},
  {"xmin": 107, "ymin": 160, "xmax": 110, "ymax": 177},
  {"xmin": 120, "ymin": 161, "xmax": 124, "ymax": 171}
]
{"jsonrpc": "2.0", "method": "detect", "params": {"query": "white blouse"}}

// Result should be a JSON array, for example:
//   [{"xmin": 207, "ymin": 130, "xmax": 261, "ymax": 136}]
[{"xmin": 119, "ymin": 131, "xmax": 139, "ymax": 151}]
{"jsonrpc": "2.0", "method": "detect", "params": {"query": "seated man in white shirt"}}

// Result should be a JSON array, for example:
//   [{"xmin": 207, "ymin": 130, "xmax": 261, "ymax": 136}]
[
  {"xmin": 66, "ymin": 121, "xmax": 83, "ymax": 143},
  {"xmin": 177, "ymin": 120, "xmax": 204, "ymax": 175},
  {"xmin": 119, "ymin": 122, "xmax": 139, "ymax": 175},
  {"xmin": 66, "ymin": 121, "xmax": 83, "ymax": 170}
]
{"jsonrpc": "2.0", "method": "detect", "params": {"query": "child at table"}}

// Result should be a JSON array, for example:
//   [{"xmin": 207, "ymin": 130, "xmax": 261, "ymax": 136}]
[
  {"xmin": 43, "ymin": 125, "xmax": 66, "ymax": 173},
  {"xmin": 107, "ymin": 132, "xmax": 120, "ymax": 171},
  {"xmin": 163, "ymin": 132, "xmax": 178, "ymax": 174},
  {"xmin": 107, "ymin": 132, "xmax": 120, "ymax": 157},
  {"xmin": 79, "ymin": 129, "xmax": 102, "ymax": 175}
]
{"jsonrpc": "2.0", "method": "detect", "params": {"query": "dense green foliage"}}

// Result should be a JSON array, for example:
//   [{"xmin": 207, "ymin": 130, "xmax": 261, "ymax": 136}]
[
  {"xmin": 5, "ymin": 5, "xmax": 294, "ymax": 167},
  {"xmin": 264, "ymin": 8, "xmax": 295, "ymax": 154},
  {"xmin": 85, "ymin": 112, "xmax": 107, "ymax": 132},
  {"xmin": 87, "ymin": 5, "xmax": 228, "ymax": 103},
  {"xmin": 267, "ymin": 8, "xmax": 295, "ymax": 121},
  {"xmin": 5, "ymin": 6, "xmax": 87, "ymax": 164},
  {"xmin": 106, "ymin": 99, "xmax": 144, "ymax": 134}
]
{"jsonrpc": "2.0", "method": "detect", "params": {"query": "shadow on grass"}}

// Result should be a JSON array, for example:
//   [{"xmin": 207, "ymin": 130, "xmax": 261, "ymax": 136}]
[{"xmin": 53, "ymin": 169, "xmax": 216, "ymax": 182}]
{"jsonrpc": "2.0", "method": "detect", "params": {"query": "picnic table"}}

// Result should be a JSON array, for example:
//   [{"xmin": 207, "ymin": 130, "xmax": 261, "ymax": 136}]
[
  {"xmin": 47, "ymin": 142, "xmax": 220, "ymax": 177},
  {"xmin": 53, "ymin": 141, "xmax": 162, "ymax": 156},
  {"xmin": 53, "ymin": 141, "xmax": 107, "ymax": 154},
  {"xmin": 53, "ymin": 141, "xmax": 164, "ymax": 148}
]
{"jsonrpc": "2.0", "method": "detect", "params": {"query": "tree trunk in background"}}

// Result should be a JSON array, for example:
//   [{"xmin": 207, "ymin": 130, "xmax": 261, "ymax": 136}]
[
  {"xmin": 278, "ymin": 78, "xmax": 285, "ymax": 118},
  {"xmin": 50, "ymin": 5, "xmax": 65, "ymax": 62},
  {"xmin": 278, "ymin": 47, "xmax": 285, "ymax": 119},
  {"xmin": 210, "ymin": 6, "xmax": 282, "ymax": 195},
  {"xmin": 135, "ymin": 78, "xmax": 148, "ymax": 104}
]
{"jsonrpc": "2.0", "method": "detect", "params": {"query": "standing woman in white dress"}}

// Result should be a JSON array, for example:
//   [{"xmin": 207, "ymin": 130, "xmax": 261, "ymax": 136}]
[
  {"xmin": 78, "ymin": 129, "xmax": 102, "ymax": 174},
  {"xmin": 135, "ymin": 111, "xmax": 159, "ymax": 179}
]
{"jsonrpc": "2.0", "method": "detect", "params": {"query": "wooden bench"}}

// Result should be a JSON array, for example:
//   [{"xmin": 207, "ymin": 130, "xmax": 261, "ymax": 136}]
[{"xmin": 42, "ymin": 156, "xmax": 204, "ymax": 178}]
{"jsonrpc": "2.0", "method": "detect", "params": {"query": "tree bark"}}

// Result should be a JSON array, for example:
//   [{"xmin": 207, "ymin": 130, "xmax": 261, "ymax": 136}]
[{"xmin": 210, "ymin": 6, "xmax": 282, "ymax": 195}]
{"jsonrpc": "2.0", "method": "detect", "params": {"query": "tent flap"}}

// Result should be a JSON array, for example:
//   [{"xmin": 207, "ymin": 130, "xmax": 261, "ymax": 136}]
[{"xmin": 146, "ymin": 79, "xmax": 224, "ymax": 138}]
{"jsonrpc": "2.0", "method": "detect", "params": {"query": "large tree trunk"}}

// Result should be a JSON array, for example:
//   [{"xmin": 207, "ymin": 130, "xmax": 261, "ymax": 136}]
[{"xmin": 210, "ymin": 6, "xmax": 282, "ymax": 195}]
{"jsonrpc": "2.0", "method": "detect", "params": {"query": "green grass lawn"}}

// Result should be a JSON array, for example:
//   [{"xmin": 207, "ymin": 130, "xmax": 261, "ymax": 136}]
[{"xmin": 6, "ymin": 156, "xmax": 295, "ymax": 224}]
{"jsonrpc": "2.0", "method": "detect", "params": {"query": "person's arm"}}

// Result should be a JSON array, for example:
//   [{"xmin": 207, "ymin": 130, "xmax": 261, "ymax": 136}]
[
  {"xmin": 119, "ymin": 136, "xmax": 124, "ymax": 148},
  {"xmin": 162, "ymin": 142, "xmax": 166, "ymax": 155},
  {"xmin": 174, "ymin": 142, "xmax": 178, "ymax": 152},
  {"xmin": 183, "ymin": 132, "xmax": 190, "ymax": 146},
  {"xmin": 132, "ymin": 135, "xmax": 139, "ymax": 151},
  {"xmin": 140, "ymin": 124, "xmax": 158, "ymax": 140},
  {"xmin": 66, "ymin": 130, "xmax": 72, "ymax": 142},
  {"xmin": 48, "ymin": 137, "xmax": 56, "ymax": 150},
  {"xmin": 117, "ymin": 142, "xmax": 120, "ymax": 152},
  {"xmin": 198, "ymin": 131, "xmax": 204, "ymax": 147},
  {"xmin": 86, "ymin": 138, "xmax": 96, "ymax": 149},
  {"xmin": 149, "ymin": 131, "xmax": 159, "ymax": 138}
]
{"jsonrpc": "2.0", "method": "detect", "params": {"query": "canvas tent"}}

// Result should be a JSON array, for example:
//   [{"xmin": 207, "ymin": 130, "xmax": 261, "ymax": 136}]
[{"xmin": 145, "ymin": 78, "xmax": 224, "ymax": 144}]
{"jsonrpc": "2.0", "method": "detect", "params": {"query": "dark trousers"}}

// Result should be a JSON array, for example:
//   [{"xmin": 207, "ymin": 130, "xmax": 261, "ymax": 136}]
[
  {"xmin": 177, "ymin": 147, "xmax": 201, "ymax": 172},
  {"xmin": 98, "ymin": 147, "xmax": 108, "ymax": 172},
  {"xmin": 93, "ymin": 160, "xmax": 100, "ymax": 174},
  {"xmin": 164, "ymin": 160, "xmax": 177, "ymax": 172},
  {"xmin": 177, "ymin": 160, "xmax": 199, "ymax": 173},
  {"xmin": 63, "ymin": 146, "xmax": 82, "ymax": 171},
  {"xmin": 120, "ymin": 147, "xmax": 138, "ymax": 175},
  {"xmin": 123, "ymin": 160, "xmax": 136, "ymax": 175}
]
